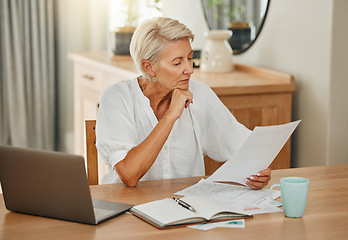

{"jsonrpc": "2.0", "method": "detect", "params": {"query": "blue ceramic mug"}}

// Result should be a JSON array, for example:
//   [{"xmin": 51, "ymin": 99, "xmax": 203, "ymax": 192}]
[{"xmin": 269, "ymin": 177, "xmax": 309, "ymax": 218}]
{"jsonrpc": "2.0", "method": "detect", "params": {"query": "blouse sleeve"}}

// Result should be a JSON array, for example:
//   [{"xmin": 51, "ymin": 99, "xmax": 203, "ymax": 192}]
[
  {"xmin": 95, "ymin": 84, "xmax": 137, "ymax": 169},
  {"xmin": 190, "ymin": 81, "xmax": 252, "ymax": 162}
]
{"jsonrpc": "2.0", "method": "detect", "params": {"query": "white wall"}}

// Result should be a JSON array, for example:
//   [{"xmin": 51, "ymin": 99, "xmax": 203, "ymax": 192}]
[
  {"xmin": 164, "ymin": 0, "xmax": 348, "ymax": 167},
  {"xmin": 236, "ymin": 0, "xmax": 333, "ymax": 167},
  {"xmin": 327, "ymin": 0, "xmax": 348, "ymax": 165},
  {"xmin": 235, "ymin": 0, "xmax": 348, "ymax": 167},
  {"xmin": 56, "ymin": 0, "xmax": 108, "ymax": 153}
]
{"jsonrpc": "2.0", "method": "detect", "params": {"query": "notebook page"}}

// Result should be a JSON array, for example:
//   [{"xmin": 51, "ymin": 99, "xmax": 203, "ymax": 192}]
[
  {"xmin": 182, "ymin": 196, "xmax": 248, "ymax": 220},
  {"xmin": 132, "ymin": 198, "xmax": 200, "ymax": 225}
]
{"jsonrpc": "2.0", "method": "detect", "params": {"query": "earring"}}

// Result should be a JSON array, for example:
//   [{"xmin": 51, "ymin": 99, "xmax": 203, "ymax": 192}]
[{"xmin": 152, "ymin": 77, "xmax": 157, "ymax": 82}]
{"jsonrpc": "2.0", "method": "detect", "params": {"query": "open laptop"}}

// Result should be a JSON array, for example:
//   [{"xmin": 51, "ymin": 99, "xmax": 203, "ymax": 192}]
[{"xmin": 0, "ymin": 144, "xmax": 133, "ymax": 225}]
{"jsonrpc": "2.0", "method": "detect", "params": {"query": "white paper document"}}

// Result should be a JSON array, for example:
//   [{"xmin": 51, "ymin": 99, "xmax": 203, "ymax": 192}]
[
  {"xmin": 175, "ymin": 179, "xmax": 281, "ymax": 215},
  {"xmin": 207, "ymin": 120, "xmax": 301, "ymax": 184},
  {"xmin": 188, "ymin": 219, "xmax": 245, "ymax": 231}
]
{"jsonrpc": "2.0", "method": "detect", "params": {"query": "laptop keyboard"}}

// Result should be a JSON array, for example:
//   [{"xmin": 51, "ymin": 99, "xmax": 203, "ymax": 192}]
[{"xmin": 93, "ymin": 208, "xmax": 118, "ymax": 223}]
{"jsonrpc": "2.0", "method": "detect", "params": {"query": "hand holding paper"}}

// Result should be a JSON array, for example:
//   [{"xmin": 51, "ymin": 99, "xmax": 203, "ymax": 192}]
[
  {"xmin": 246, "ymin": 168, "xmax": 271, "ymax": 190},
  {"xmin": 207, "ymin": 120, "xmax": 301, "ymax": 185}
]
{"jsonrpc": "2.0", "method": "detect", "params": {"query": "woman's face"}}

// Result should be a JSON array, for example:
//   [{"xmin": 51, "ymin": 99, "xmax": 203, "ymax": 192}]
[{"xmin": 154, "ymin": 38, "xmax": 194, "ymax": 91}]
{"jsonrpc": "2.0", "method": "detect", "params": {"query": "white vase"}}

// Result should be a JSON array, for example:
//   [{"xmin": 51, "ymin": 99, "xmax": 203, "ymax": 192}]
[{"xmin": 200, "ymin": 30, "xmax": 234, "ymax": 73}]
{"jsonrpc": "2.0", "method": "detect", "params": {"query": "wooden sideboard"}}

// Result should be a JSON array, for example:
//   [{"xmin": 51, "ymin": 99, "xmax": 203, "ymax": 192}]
[{"xmin": 69, "ymin": 51, "xmax": 295, "ymax": 179}]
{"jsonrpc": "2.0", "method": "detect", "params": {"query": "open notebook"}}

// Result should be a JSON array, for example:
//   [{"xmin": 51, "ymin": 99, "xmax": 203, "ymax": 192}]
[{"xmin": 131, "ymin": 196, "xmax": 252, "ymax": 229}]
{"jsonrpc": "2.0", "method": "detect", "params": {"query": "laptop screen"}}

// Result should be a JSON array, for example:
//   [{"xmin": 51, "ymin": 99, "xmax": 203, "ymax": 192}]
[{"xmin": 0, "ymin": 145, "xmax": 132, "ymax": 224}]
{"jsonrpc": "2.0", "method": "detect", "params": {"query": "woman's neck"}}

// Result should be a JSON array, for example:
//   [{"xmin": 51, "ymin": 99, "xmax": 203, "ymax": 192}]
[{"xmin": 138, "ymin": 76, "xmax": 171, "ymax": 119}]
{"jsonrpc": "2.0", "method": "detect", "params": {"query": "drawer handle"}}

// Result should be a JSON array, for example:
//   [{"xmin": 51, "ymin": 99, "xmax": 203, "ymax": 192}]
[{"xmin": 82, "ymin": 74, "xmax": 95, "ymax": 80}]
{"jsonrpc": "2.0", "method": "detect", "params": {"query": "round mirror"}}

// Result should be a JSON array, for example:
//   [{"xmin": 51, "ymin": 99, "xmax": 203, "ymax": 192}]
[{"xmin": 201, "ymin": 0, "xmax": 270, "ymax": 55}]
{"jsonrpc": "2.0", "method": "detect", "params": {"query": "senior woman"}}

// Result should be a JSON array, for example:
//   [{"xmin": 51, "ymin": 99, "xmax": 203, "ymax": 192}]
[{"xmin": 96, "ymin": 17, "xmax": 271, "ymax": 189}]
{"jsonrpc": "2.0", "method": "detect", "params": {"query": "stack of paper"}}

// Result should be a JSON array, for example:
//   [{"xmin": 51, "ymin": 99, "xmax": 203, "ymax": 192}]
[{"xmin": 175, "ymin": 179, "xmax": 281, "ymax": 215}]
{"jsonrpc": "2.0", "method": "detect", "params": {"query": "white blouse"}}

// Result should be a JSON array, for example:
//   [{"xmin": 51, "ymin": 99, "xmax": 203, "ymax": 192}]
[{"xmin": 96, "ymin": 78, "xmax": 251, "ymax": 184}]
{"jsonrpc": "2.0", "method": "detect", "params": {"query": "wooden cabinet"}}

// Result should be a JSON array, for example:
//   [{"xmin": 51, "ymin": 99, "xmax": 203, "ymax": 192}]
[
  {"xmin": 69, "ymin": 51, "xmax": 295, "ymax": 177},
  {"xmin": 192, "ymin": 64, "xmax": 295, "ymax": 173},
  {"xmin": 70, "ymin": 53, "xmax": 137, "ymax": 157}
]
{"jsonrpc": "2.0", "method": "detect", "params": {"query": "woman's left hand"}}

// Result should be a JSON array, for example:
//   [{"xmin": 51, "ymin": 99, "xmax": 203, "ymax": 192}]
[{"xmin": 246, "ymin": 168, "xmax": 271, "ymax": 190}]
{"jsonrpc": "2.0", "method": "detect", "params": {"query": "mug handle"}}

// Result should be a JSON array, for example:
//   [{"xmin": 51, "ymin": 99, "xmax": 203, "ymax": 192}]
[{"xmin": 269, "ymin": 184, "xmax": 282, "ymax": 206}]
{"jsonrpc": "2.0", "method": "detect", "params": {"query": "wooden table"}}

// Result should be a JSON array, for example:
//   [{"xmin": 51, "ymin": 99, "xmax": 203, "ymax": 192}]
[{"xmin": 1, "ymin": 165, "xmax": 347, "ymax": 240}]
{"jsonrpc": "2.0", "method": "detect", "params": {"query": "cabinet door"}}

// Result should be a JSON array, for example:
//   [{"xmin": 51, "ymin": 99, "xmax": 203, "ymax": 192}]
[
  {"xmin": 77, "ymin": 86, "xmax": 110, "ymax": 183},
  {"xmin": 76, "ymin": 64, "xmax": 104, "ymax": 92},
  {"xmin": 73, "ymin": 64, "xmax": 104, "ymax": 156}
]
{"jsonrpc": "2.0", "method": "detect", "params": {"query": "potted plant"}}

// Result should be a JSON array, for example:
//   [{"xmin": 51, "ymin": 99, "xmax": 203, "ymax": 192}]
[
  {"xmin": 113, "ymin": 0, "xmax": 161, "ymax": 55},
  {"xmin": 227, "ymin": 0, "xmax": 252, "ymax": 52},
  {"xmin": 113, "ymin": 0, "xmax": 138, "ymax": 55}
]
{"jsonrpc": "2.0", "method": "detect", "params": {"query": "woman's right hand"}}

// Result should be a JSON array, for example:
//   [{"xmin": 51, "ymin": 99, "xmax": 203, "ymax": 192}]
[
  {"xmin": 166, "ymin": 89, "xmax": 193, "ymax": 120},
  {"xmin": 116, "ymin": 89, "xmax": 191, "ymax": 187},
  {"xmin": 115, "ymin": 89, "xmax": 193, "ymax": 187}
]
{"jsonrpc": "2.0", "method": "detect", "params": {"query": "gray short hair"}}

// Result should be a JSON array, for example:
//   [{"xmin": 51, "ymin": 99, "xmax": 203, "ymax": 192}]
[{"xmin": 130, "ymin": 17, "xmax": 195, "ymax": 80}]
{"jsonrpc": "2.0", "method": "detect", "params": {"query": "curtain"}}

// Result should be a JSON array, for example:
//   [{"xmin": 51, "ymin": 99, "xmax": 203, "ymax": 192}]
[{"xmin": 0, "ymin": 0, "xmax": 57, "ymax": 150}]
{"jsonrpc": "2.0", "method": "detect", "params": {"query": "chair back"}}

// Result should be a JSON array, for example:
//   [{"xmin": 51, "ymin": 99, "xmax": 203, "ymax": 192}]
[{"xmin": 85, "ymin": 120, "xmax": 98, "ymax": 185}]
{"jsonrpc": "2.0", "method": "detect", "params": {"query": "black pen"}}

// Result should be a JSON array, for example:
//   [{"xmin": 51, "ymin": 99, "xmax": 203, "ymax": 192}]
[{"xmin": 173, "ymin": 197, "xmax": 196, "ymax": 212}]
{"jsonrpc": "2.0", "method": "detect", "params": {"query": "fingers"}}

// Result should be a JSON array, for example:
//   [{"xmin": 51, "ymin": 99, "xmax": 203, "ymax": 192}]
[
  {"xmin": 250, "ymin": 173, "xmax": 271, "ymax": 183},
  {"xmin": 185, "ymin": 100, "xmax": 190, "ymax": 108},
  {"xmin": 166, "ymin": 89, "xmax": 193, "ymax": 120},
  {"xmin": 246, "ymin": 168, "xmax": 272, "ymax": 190},
  {"xmin": 172, "ymin": 89, "xmax": 193, "ymax": 105},
  {"xmin": 185, "ymin": 97, "xmax": 193, "ymax": 108},
  {"xmin": 245, "ymin": 178, "xmax": 266, "ymax": 190},
  {"xmin": 183, "ymin": 91, "xmax": 193, "ymax": 108},
  {"xmin": 257, "ymin": 168, "xmax": 271, "ymax": 177}
]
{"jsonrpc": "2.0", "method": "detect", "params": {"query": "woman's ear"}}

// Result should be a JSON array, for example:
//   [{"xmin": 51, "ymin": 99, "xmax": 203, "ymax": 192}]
[{"xmin": 141, "ymin": 60, "xmax": 155, "ymax": 78}]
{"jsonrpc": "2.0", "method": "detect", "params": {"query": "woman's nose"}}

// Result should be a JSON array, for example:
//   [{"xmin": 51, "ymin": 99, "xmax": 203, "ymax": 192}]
[{"xmin": 184, "ymin": 61, "xmax": 194, "ymax": 75}]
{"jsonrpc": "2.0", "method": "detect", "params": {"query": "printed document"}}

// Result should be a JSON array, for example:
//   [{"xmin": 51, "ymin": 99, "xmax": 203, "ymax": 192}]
[
  {"xmin": 175, "ymin": 179, "xmax": 281, "ymax": 215},
  {"xmin": 207, "ymin": 120, "xmax": 301, "ymax": 184}
]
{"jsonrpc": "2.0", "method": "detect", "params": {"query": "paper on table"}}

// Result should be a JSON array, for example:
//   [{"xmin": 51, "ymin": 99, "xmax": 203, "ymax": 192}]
[
  {"xmin": 187, "ymin": 219, "xmax": 245, "ymax": 231},
  {"xmin": 175, "ymin": 179, "xmax": 281, "ymax": 215},
  {"xmin": 207, "ymin": 120, "xmax": 301, "ymax": 184}
]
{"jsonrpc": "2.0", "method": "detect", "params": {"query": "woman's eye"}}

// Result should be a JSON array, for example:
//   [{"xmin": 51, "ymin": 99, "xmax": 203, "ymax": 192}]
[{"xmin": 174, "ymin": 62, "xmax": 181, "ymax": 66}]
